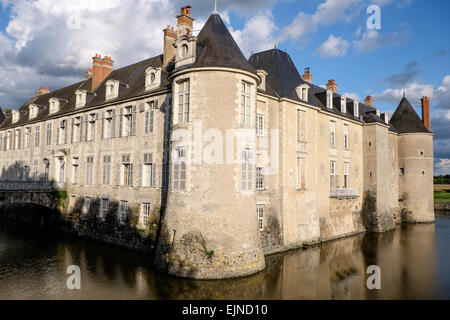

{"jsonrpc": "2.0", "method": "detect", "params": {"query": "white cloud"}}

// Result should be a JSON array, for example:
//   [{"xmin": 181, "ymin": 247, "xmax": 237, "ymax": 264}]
[
  {"xmin": 353, "ymin": 28, "xmax": 410, "ymax": 52},
  {"xmin": 373, "ymin": 82, "xmax": 434, "ymax": 105},
  {"xmin": 230, "ymin": 10, "xmax": 278, "ymax": 57},
  {"xmin": 435, "ymin": 75, "xmax": 450, "ymax": 110},
  {"xmin": 317, "ymin": 35, "xmax": 349, "ymax": 58},
  {"xmin": 278, "ymin": 0, "xmax": 359, "ymax": 43},
  {"xmin": 343, "ymin": 92, "xmax": 361, "ymax": 101},
  {"xmin": 435, "ymin": 159, "xmax": 450, "ymax": 175}
]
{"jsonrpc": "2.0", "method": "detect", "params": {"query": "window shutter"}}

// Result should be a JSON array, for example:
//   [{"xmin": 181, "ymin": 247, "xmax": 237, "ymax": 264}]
[
  {"xmin": 111, "ymin": 109, "xmax": 116, "ymax": 138},
  {"xmin": 138, "ymin": 164, "xmax": 143, "ymax": 187},
  {"xmin": 119, "ymin": 108, "xmax": 123, "ymax": 138},
  {"xmin": 116, "ymin": 164, "xmax": 121, "ymax": 186},
  {"xmin": 131, "ymin": 106, "xmax": 137, "ymax": 136},
  {"xmin": 129, "ymin": 164, "xmax": 134, "ymax": 187},
  {"xmin": 84, "ymin": 116, "xmax": 88, "ymax": 142},
  {"xmin": 150, "ymin": 110, "xmax": 154, "ymax": 134},
  {"xmin": 101, "ymin": 111, "xmax": 105, "ymax": 139},
  {"xmin": 151, "ymin": 163, "xmax": 157, "ymax": 187},
  {"xmin": 79, "ymin": 116, "xmax": 83, "ymax": 142},
  {"xmin": 144, "ymin": 112, "xmax": 149, "ymax": 135}
]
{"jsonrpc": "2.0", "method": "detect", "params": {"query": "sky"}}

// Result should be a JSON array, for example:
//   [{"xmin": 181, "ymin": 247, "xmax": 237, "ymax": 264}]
[{"xmin": 0, "ymin": 0, "xmax": 449, "ymax": 174}]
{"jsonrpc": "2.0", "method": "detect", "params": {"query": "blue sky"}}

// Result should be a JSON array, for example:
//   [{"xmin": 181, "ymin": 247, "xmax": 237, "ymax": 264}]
[{"xmin": 0, "ymin": 0, "xmax": 449, "ymax": 173}]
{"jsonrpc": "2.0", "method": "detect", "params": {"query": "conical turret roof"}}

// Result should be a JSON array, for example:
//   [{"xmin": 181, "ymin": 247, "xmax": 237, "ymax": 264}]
[
  {"xmin": 193, "ymin": 14, "xmax": 257, "ymax": 74},
  {"xmin": 390, "ymin": 97, "xmax": 431, "ymax": 133}
]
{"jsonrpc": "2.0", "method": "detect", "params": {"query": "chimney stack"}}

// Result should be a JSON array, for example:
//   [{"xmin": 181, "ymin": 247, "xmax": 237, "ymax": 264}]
[
  {"xmin": 365, "ymin": 96, "xmax": 374, "ymax": 107},
  {"xmin": 163, "ymin": 25, "xmax": 177, "ymax": 66},
  {"xmin": 176, "ymin": 6, "xmax": 195, "ymax": 37},
  {"xmin": 303, "ymin": 68, "xmax": 312, "ymax": 82},
  {"xmin": 36, "ymin": 88, "xmax": 50, "ymax": 96},
  {"xmin": 421, "ymin": 96, "xmax": 431, "ymax": 131},
  {"xmin": 85, "ymin": 68, "xmax": 93, "ymax": 79},
  {"xmin": 326, "ymin": 79, "xmax": 338, "ymax": 93},
  {"xmin": 92, "ymin": 54, "xmax": 114, "ymax": 91}
]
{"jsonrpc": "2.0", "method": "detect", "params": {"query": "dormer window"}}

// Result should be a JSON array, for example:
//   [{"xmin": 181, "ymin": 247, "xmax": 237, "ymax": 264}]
[
  {"xmin": 354, "ymin": 100, "xmax": 359, "ymax": 118},
  {"xmin": 29, "ymin": 104, "xmax": 39, "ymax": 119},
  {"xmin": 105, "ymin": 80, "xmax": 119, "ymax": 100},
  {"xmin": 145, "ymin": 67, "xmax": 162, "ymax": 91},
  {"xmin": 326, "ymin": 90, "xmax": 333, "ymax": 109},
  {"xmin": 257, "ymin": 70, "xmax": 268, "ymax": 91},
  {"xmin": 341, "ymin": 96, "xmax": 347, "ymax": 113},
  {"xmin": 75, "ymin": 90, "xmax": 87, "ymax": 108},
  {"xmin": 49, "ymin": 98, "xmax": 60, "ymax": 114},
  {"xmin": 296, "ymin": 84, "xmax": 310, "ymax": 101},
  {"xmin": 12, "ymin": 110, "xmax": 20, "ymax": 123},
  {"xmin": 174, "ymin": 36, "xmax": 197, "ymax": 69}
]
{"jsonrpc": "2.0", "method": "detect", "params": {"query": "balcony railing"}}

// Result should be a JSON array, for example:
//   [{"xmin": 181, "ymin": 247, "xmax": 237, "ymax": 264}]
[
  {"xmin": 330, "ymin": 188, "xmax": 360, "ymax": 199},
  {"xmin": 0, "ymin": 181, "xmax": 55, "ymax": 191}
]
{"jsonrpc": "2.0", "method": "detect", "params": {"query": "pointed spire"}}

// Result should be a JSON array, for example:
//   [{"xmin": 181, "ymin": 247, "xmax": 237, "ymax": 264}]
[{"xmin": 213, "ymin": 0, "xmax": 218, "ymax": 14}]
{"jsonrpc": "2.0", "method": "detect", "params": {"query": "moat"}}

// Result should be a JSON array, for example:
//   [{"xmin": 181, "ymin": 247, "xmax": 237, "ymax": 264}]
[{"xmin": 1, "ymin": 215, "xmax": 449, "ymax": 300}]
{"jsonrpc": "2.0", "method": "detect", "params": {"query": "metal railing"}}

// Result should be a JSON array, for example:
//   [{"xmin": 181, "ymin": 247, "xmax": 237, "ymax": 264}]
[
  {"xmin": 0, "ymin": 181, "xmax": 55, "ymax": 191},
  {"xmin": 330, "ymin": 188, "xmax": 360, "ymax": 199}
]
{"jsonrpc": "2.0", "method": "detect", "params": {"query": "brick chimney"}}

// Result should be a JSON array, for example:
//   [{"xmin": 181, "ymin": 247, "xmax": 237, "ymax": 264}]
[
  {"xmin": 85, "ymin": 68, "xmax": 93, "ymax": 79},
  {"xmin": 176, "ymin": 6, "xmax": 195, "ymax": 37},
  {"xmin": 326, "ymin": 79, "xmax": 338, "ymax": 93},
  {"xmin": 303, "ymin": 68, "xmax": 312, "ymax": 82},
  {"xmin": 421, "ymin": 96, "xmax": 431, "ymax": 131},
  {"xmin": 163, "ymin": 25, "xmax": 177, "ymax": 66},
  {"xmin": 92, "ymin": 54, "xmax": 114, "ymax": 91},
  {"xmin": 365, "ymin": 96, "xmax": 374, "ymax": 107},
  {"xmin": 36, "ymin": 88, "xmax": 50, "ymax": 96}
]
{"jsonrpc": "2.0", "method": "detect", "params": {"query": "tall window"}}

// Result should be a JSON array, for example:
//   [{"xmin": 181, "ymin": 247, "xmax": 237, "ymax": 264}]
[
  {"xmin": 119, "ymin": 201, "xmax": 128, "ymax": 224},
  {"xmin": 46, "ymin": 123, "xmax": 52, "ymax": 146},
  {"xmin": 354, "ymin": 101, "xmax": 359, "ymax": 118},
  {"xmin": 58, "ymin": 120, "xmax": 67, "ymax": 145},
  {"xmin": 141, "ymin": 203, "xmax": 151, "ymax": 228},
  {"xmin": 173, "ymin": 147, "xmax": 187, "ymax": 191},
  {"xmin": 344, "ymin": 162, "xmax": 349, "ymax": 189},
  {"xmin": 330, "ymin": 161, "xmax": 338, "ymax": 191},
  {"xmin": 257, "ymin": 204, "xmax": 265, "ymax": 231},
  {"xmin": 145, "ymin": 109, "xmax": 155, "ymax": 135},
  {"xmin": 14, "ymin": 129, "xmax": 20, "ymax": 149},
  {"xmin": 6, "ymin": 131, "xmax": 11, "ymax": 150},
  {"xmin": 102, "ymin": 110, "xmax": 115, "ymax": 139},
  {"xmin": 87, "ymin": 113, "xmax": 96, "ymax": 141},
  {"xmin": 297, "ymin": 156, "xmax": 306, "ymax": 190},
  {"xmin": 343, "ymin": 124, "xmax": 349, "ymax": 150},
  {"xmin": 256, "ymin": 115, "xmax": 264, "ymax": 136},
  {"xmin": 103, "ymin": 155, "xmax": 111, "ymax": 185},
  {"xmin": 256, "ymin": 167, "xmax": 265, "ymax": 190},
  {"xmin": 72, "ymin": 117, "xmax": 81, "ymax": 142},
  {"xmin": 177, "ymin": 80, "xmax": 190, "ymax": 123},
  {"xmin": 240, "ymin": 148, "xmax": 254, "ymax": 193},
  {"xmin": 329, "ymin": 121, "xmax": 336, "ymax": 148},
  {"xmin": 35, "ymin": 125, "xmax": 40, "ymax": 147},
  {"xmin": 120, "ymin": 106, "xmax": 136, "ymax": 137},
  {"xmin": 43, "ymin": 160, "xmax": 50, "ymax": 182},
  {"xmin": 297, "ymin": 109, "xmax": 307, "ymax": 142},
  {"xmin": 86, "ymin": 156, "xmax": 94, "ymax": 185},
  {"xmin": 241, "ymin": 81, "xmax": 252, "ymax": 125},
  {"xmin": 24, "ymin": 127, "xmax": 31, "ymax": 148},
  {"xmin": 142, "ymin": 153, "xmax": 157, "ymax": 187},
  {"xmin": 122, "ymin": 154, "xmax": 133, "ymax": 187},
  {"xmin": 100, "ymin": 199, "xmax": 109, "ymax": 220},
  {"xmin": 33, "ymin": 160, "xmax": 38, "ymax": 181},
  {"xmin": 82, "ymin": 198, "xmax": 91, "ymax": 215},
  {"xmin": 72, "ymin": 158, "xmax": 79, "ymax": 185}
]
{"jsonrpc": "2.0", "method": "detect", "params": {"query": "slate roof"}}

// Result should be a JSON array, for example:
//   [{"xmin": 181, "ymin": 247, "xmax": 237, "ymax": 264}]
[
  {"xmin": 0, "ymin": 55, "xmax": 168, "ymax": 130},
  {"xmin": 390, "ymin": 97, "xmax": 431, "ymax": 134},
  {"xmin": 0, "ymin": 13, "xmax": 412, "ymax": 134},
  {"xmin": 248, "ymin": 48, "xmax": 381, "ymax": 124},
  {"xmin": 193, "ymin": 13, "xmax": 257, "ymax": 74}
]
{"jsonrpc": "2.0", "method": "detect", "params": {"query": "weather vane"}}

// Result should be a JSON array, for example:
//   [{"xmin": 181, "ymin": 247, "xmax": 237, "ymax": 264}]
[{"xmin": 213, "ymin": 0, "xmax": 218, "ymax": 14}]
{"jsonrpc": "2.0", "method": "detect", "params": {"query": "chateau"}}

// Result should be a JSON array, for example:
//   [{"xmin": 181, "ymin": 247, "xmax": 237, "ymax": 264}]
[{"xmin": 0, "ymin": 7, "xmax": 435, "ymax": 279}]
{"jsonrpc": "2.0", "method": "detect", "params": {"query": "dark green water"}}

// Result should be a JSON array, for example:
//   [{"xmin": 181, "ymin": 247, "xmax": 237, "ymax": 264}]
[{"xmin": 0, "ymin": 215, "xmax": 449, "ymax": 300}]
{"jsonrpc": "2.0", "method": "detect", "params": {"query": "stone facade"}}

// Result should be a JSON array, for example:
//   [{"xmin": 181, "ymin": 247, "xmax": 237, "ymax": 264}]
[{"xmin": 0, "ymin": 7, "xmax": 435, "ymax": 279}]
